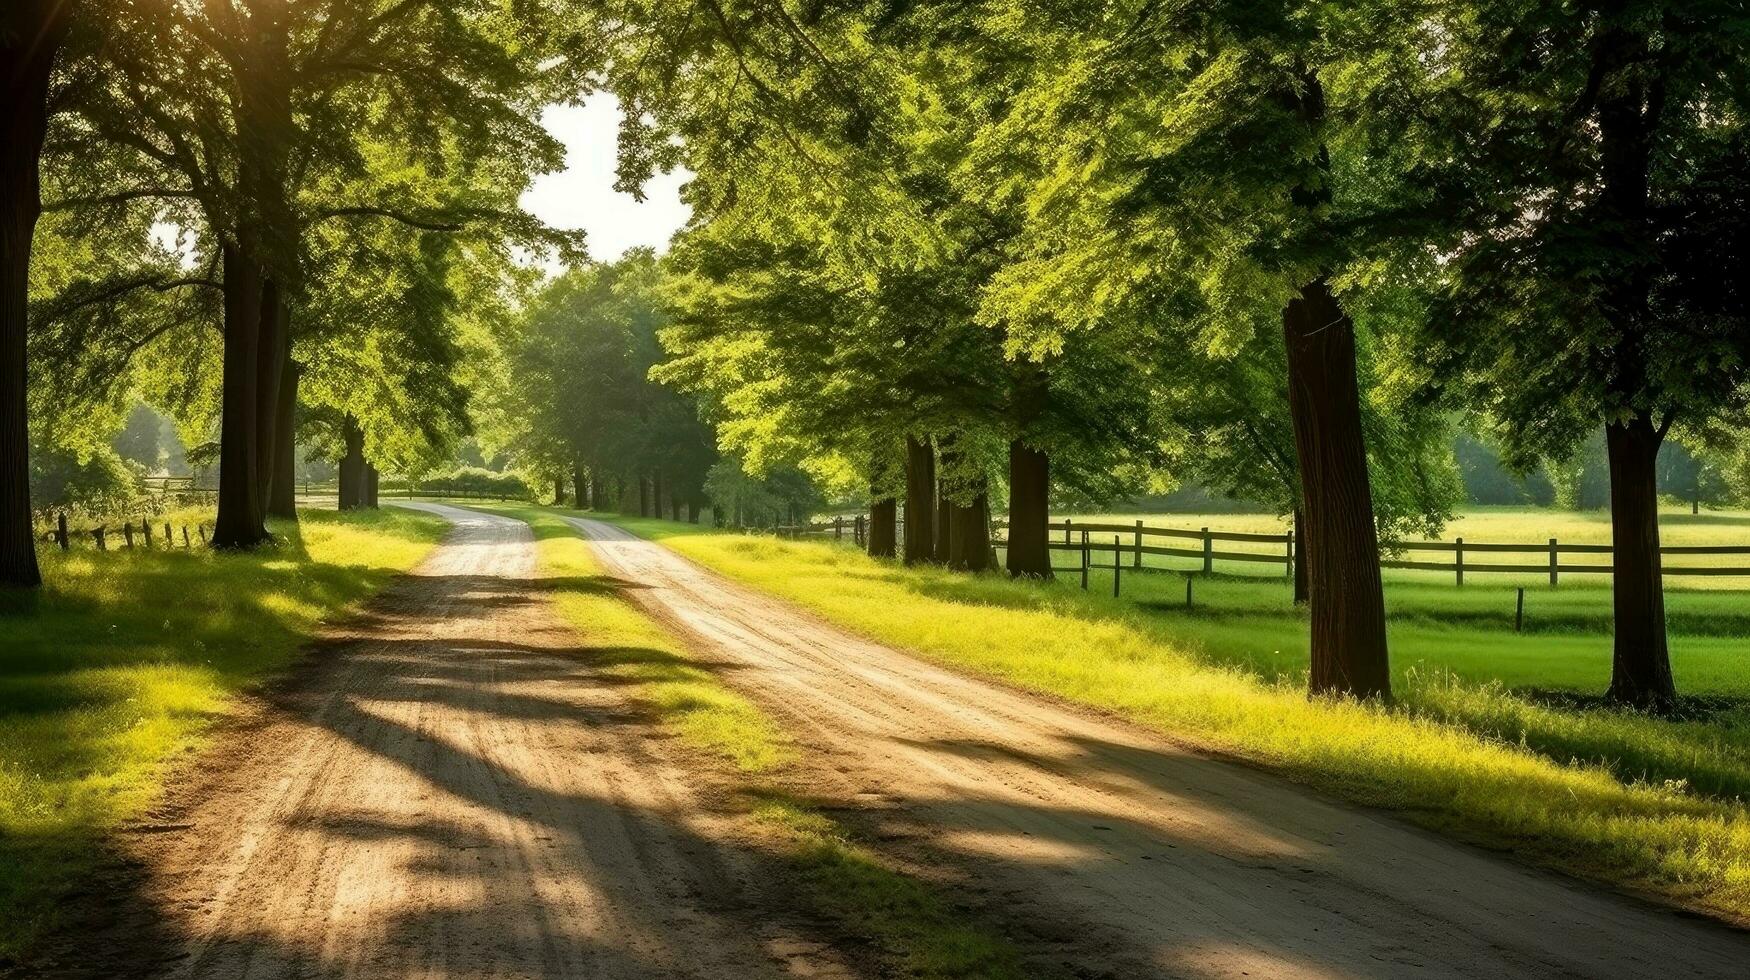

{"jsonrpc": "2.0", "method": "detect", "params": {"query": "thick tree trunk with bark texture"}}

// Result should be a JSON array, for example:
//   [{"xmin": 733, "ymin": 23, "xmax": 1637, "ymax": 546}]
[
  {"xmin": 267, "ymin": 360, "xmax": 300, "ymax": 519},
  {"xmin": 213, "ymin": 246, "xmax": 270, "ymax": 547},
  {"xmin": 1006, "ymin": 441, "xmax": 1052, "ymax": 579},
  {"xmin": 948, "ymin": 481, "xmax": 992, "ymax": 572},
  {"xmin": 0, "ymin": 8, "xmax": 61, "ymax": 585},
  {"xmin": 903, "ymin": 436, "xmax": 935, "ymax": 565},
  {"xmin": 253, "ymin": 282, "xmax": 289, "ymax": 517},
  {"xmin": 1605, "ymin": 417, "xmax": 1675, "ymax": 709},
  {"xmin": 1284, "ymin": 279, "xmax": 1389, "ymax": 700},
  {"xmin": 868, "ymin": 497, "xmax": 897, "ymax": 559}
]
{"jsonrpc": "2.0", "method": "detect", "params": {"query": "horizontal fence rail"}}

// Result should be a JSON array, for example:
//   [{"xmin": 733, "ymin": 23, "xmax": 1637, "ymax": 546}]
[{"xmin": 772, "ymin": 516, "xmax": 1750, "ymax": 581}]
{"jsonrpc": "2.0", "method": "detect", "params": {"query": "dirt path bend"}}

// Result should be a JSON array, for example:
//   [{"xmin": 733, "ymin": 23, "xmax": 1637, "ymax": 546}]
[
  {"xmin": 571, "ymin": 517, "xmax": 1750, "ymax": 980},
  {"xmin": 46, "ymin": 504, "xmax": 854, "ymax": 980}
]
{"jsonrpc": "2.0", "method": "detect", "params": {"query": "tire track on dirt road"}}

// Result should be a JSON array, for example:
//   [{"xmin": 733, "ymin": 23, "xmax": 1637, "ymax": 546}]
[{"xmin": 570, "ymin": 515, "xmax": 1750, "ymax": 980}]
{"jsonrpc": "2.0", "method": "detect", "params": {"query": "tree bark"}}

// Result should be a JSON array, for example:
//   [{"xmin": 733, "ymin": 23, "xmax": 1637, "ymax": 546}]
[
  {"xmin": 572, "ymin": 462, "xmax": 586, "ymax": 509},
  {"xmin": 868, "ymin": 497, "xmax": 897, "ymax": 558},
  {"xmin": 1284, "ymin": 279, "xmax": 1390, "ymax": 700},
  {"xmin": 949, "ymin": 479, "xmax": 992, "ymax": 572},
  {"xmin": 1005, "ymin": 441, "xmax": 1052, "ymax": 578},
  {"xmin": 253, "ymin": 280, "xmax": 289, "ymax": 517},
  {"xmin": 0, "ymin": 6, "xmax": 62, "ymax": 585},
  {"xmin": 687, "ymin": 500, "xmax": 700, "ymax": 524},
  {"xmin": 903, "ymin": 435, "xmax": 935, "ymax": 565},
  {"xmin": 1292, "ymin": 507, "xmax": 1309, "ymax": 605},
  {"xmin": 266, "ymin": 359, "xmax": 300, "ymax": 520},
  {"xmin": 338, "ymin": 414, "xmax": 366, "ymax": 511},
  {"xmin": 213, "ymin": 245, "xmax": 270, "ymax": 547},
  {"xmin": 365, "ymin": 463, "xmax": 379, "ymax": 509},
  {"xmin": 1604, "ymin": 417, "xmax": 1675, "ymax": 709},
  {"xmin": 638, "ymin": 475, "xmax": 650, "ymax": 517}
]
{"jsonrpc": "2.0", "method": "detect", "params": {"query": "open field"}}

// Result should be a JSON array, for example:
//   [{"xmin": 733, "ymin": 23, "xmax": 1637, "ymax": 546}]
[
  {"xmin": 582, "ymin": 509, "xmax": 1750, "ymax": 924},
  {"xmin": 0, "ymin": 508, "xmax": 448, "ymax": 959}
]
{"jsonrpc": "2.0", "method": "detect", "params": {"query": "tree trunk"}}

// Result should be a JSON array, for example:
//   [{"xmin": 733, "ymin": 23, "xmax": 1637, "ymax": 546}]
[
  {"xmin": 868, "ymin": 497, "xmax": 897, "ymax": 558},
  {"xmin": 1284, "ymin": 279, "xmax": 1390, "ymax": 700},
  {"xmin": 573, "ymin": 462, "xmax": 586, "ymax": 509},
  {"xmin": 949, "ymin": 478, "xmax": 992, "ymax": 572},
  {"xmin": 1292, "ymin": 507, "xmax": 1309, "ymax": 605},
  {"xmin": 903, "ymin": 435, "xmax": 935, "ymax": 565},
  {"xmin": 1006, "ymin": 441, "xmax": 1052, "ymax": 578},
  {"xmin": 652, "ymin": 469, "xmax": 664, "ymax": 518},
  {"xmin": 365, "ymin": 463, "xmax": 379, "ymax": 509},
  {"xmin": 337, "ymin": 414, "xmax": 365, "ymax": 510},
  {"xmin": 213, "ymin": 245, "xmax": 270, "ymax": 548},
  {"xmin": 688, "ymin": 500, "xmax": 700, "ymax": 524},
  {"xmin": 267, "ymin": 359, "xmax": 300, "ymax": 520},
  {"xmin": 253, "ymin": 280, "xmax": 289, "ymax": 517},
  {"xmin": 0, "ymin": 9, "xmax": 61, "ymax": 585},
  {"xmin": 591, "ymin": 472, "xmax": 606, "ymax": 510},
  {"xmin": 1604, "ymin": 417, "xmax": 1675, "ymax": 709},
  {"xmin": 638, "ymin": 476, "xmax": 650, "ymax": 517}
]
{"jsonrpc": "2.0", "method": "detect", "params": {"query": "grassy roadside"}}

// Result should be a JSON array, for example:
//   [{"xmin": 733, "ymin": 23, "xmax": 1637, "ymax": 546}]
[
  {"xmin": 593, "ymin": 511, "xmax": 1750, "ymax": 924},
  {"xmin": 0, "ymin": 508, "xmax": 449, "ymax": 960},
  {"xmin": 472, "ymin": 503, "xmax": 1025, "ymax": 979}
]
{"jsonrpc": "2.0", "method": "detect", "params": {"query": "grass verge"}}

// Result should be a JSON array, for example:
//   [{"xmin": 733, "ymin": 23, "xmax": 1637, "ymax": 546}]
[
  {"xmin": 476, "ymin": 503, "xmax": 1024, "ymax": 978},
  {"xmin": 0, "ymin": 507, "xmax": 449, "ymax": 960},
  {"xmin": 595, "ymin": 512, "xmax": 1750, "ymax": 924}
]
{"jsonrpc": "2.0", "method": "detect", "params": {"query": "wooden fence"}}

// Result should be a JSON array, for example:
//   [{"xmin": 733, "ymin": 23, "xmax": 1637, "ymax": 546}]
[
  {"xmin": 38, "ymin": 512, "xmax": 211, "ymax": 552},
  {"xmin": 776, "ymin": 516, "xmax": 1750, "ymax": 582}
]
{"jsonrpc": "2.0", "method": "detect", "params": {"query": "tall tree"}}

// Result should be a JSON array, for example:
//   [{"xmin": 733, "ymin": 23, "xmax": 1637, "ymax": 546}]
[
  {"xmin": 0, "ymin": 1, "xmax": 76, "ymax": 587},
  {"xmin": 1431, "ymin": 0, "xmax": 1750, "ymax": 709},
  {"xmin": 968, "ymin": 0, "xmax": 1454, "ymax": 698}
]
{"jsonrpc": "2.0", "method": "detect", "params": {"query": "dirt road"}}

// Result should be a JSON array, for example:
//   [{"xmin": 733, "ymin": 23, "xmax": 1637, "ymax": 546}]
[
  {"xmin": 570, "ymin": 516, "xmax": 1750, "ymax": 979},
  {"xmin": 45, "ymin": 505, "xmax": 853, "ymax": 980}
]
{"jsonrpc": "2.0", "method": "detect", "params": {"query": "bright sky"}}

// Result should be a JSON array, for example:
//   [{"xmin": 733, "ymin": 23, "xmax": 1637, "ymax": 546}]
[{"xmin": 520, "ymin": 95, "xmax": 693, "ymax": 263}]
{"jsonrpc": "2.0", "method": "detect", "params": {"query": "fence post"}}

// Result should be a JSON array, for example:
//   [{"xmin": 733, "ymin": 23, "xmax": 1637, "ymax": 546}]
[
  {"xmin": 1285, "ymin": 529, "xmax": 1294, "ymax": 578},
  {"xmin": 122, "ymin": 524, "xmax": 134, "ymax": 548},
  {"xmin": 1065, "ymin": 518, "xmax": 1072, "ymax": 546},
  {"xmin": 142, "ymin": 520, "xmax": 152, "ymax": 548},
  {"xmin": 835, "ymin": 516, "xmax": 843, "ymax": 540},
  {"xmin": 1113, "ymin": 536, "xmax": 1122, "ymax": 597},
  {"xmin": 164, "ymin": 522, "xmax": 172, "ymax": 544},
  {"xmin": 1080, "ymin": 529, "xmax": 1089, "ymax": 590},
  {"xmin": 1549, "ymin": 538, "xmax": 1559, "ymax": 587},
  {"xmin": 1133, "ymin": 520, "xmax": 1143, "ymax": 569},
  {"xmin": 1201, "ymin": 527, "xmax": 1213, "ymax": 575},
  {"xmin": 197, "ymin": 525, "xmax": 206, "ymax": 544},
  {"xmin": 94, "ymin": 527, "xmax": 106, "ymax": 551},
  {"xmin": 183, "ymin": 526, "xmax": 191, "ymax": 547},
  {"xmin": 1515, "ymin": 588, "xmax": 1525, "ymax": 633},
  {"xmin": 57, "ymin": 512, "xmax": 69, "ymax": 551},
  {"xmin": 1186, "ymin": 575, "xmax": 1193, "ymax": 609},
  {"xmin": 1455, "ymin": 537, "xmax": 1465, "ymax": 587}
]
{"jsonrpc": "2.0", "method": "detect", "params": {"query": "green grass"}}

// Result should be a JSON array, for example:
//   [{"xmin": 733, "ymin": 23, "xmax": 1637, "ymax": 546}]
[
  {"xmin": 477, "ymin": 503, "xmax": 1023, "ymax": 978},
  {"xmin": 588, "ymin": 511, "xmax": 1750, "ymax": 924},
  {"xmin": 0, "ymin": 507, "xmax": 448, "ymax": 959}
]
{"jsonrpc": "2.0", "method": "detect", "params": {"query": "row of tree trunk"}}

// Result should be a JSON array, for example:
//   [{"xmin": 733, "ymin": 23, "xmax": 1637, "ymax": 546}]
[
  {"xmin": 561, "ymin": 465, "xmax": 701, "ymax": 524},
  {"xmin": 866, "ymin": 436, "xmax": 1040, "ymax": 577}
]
